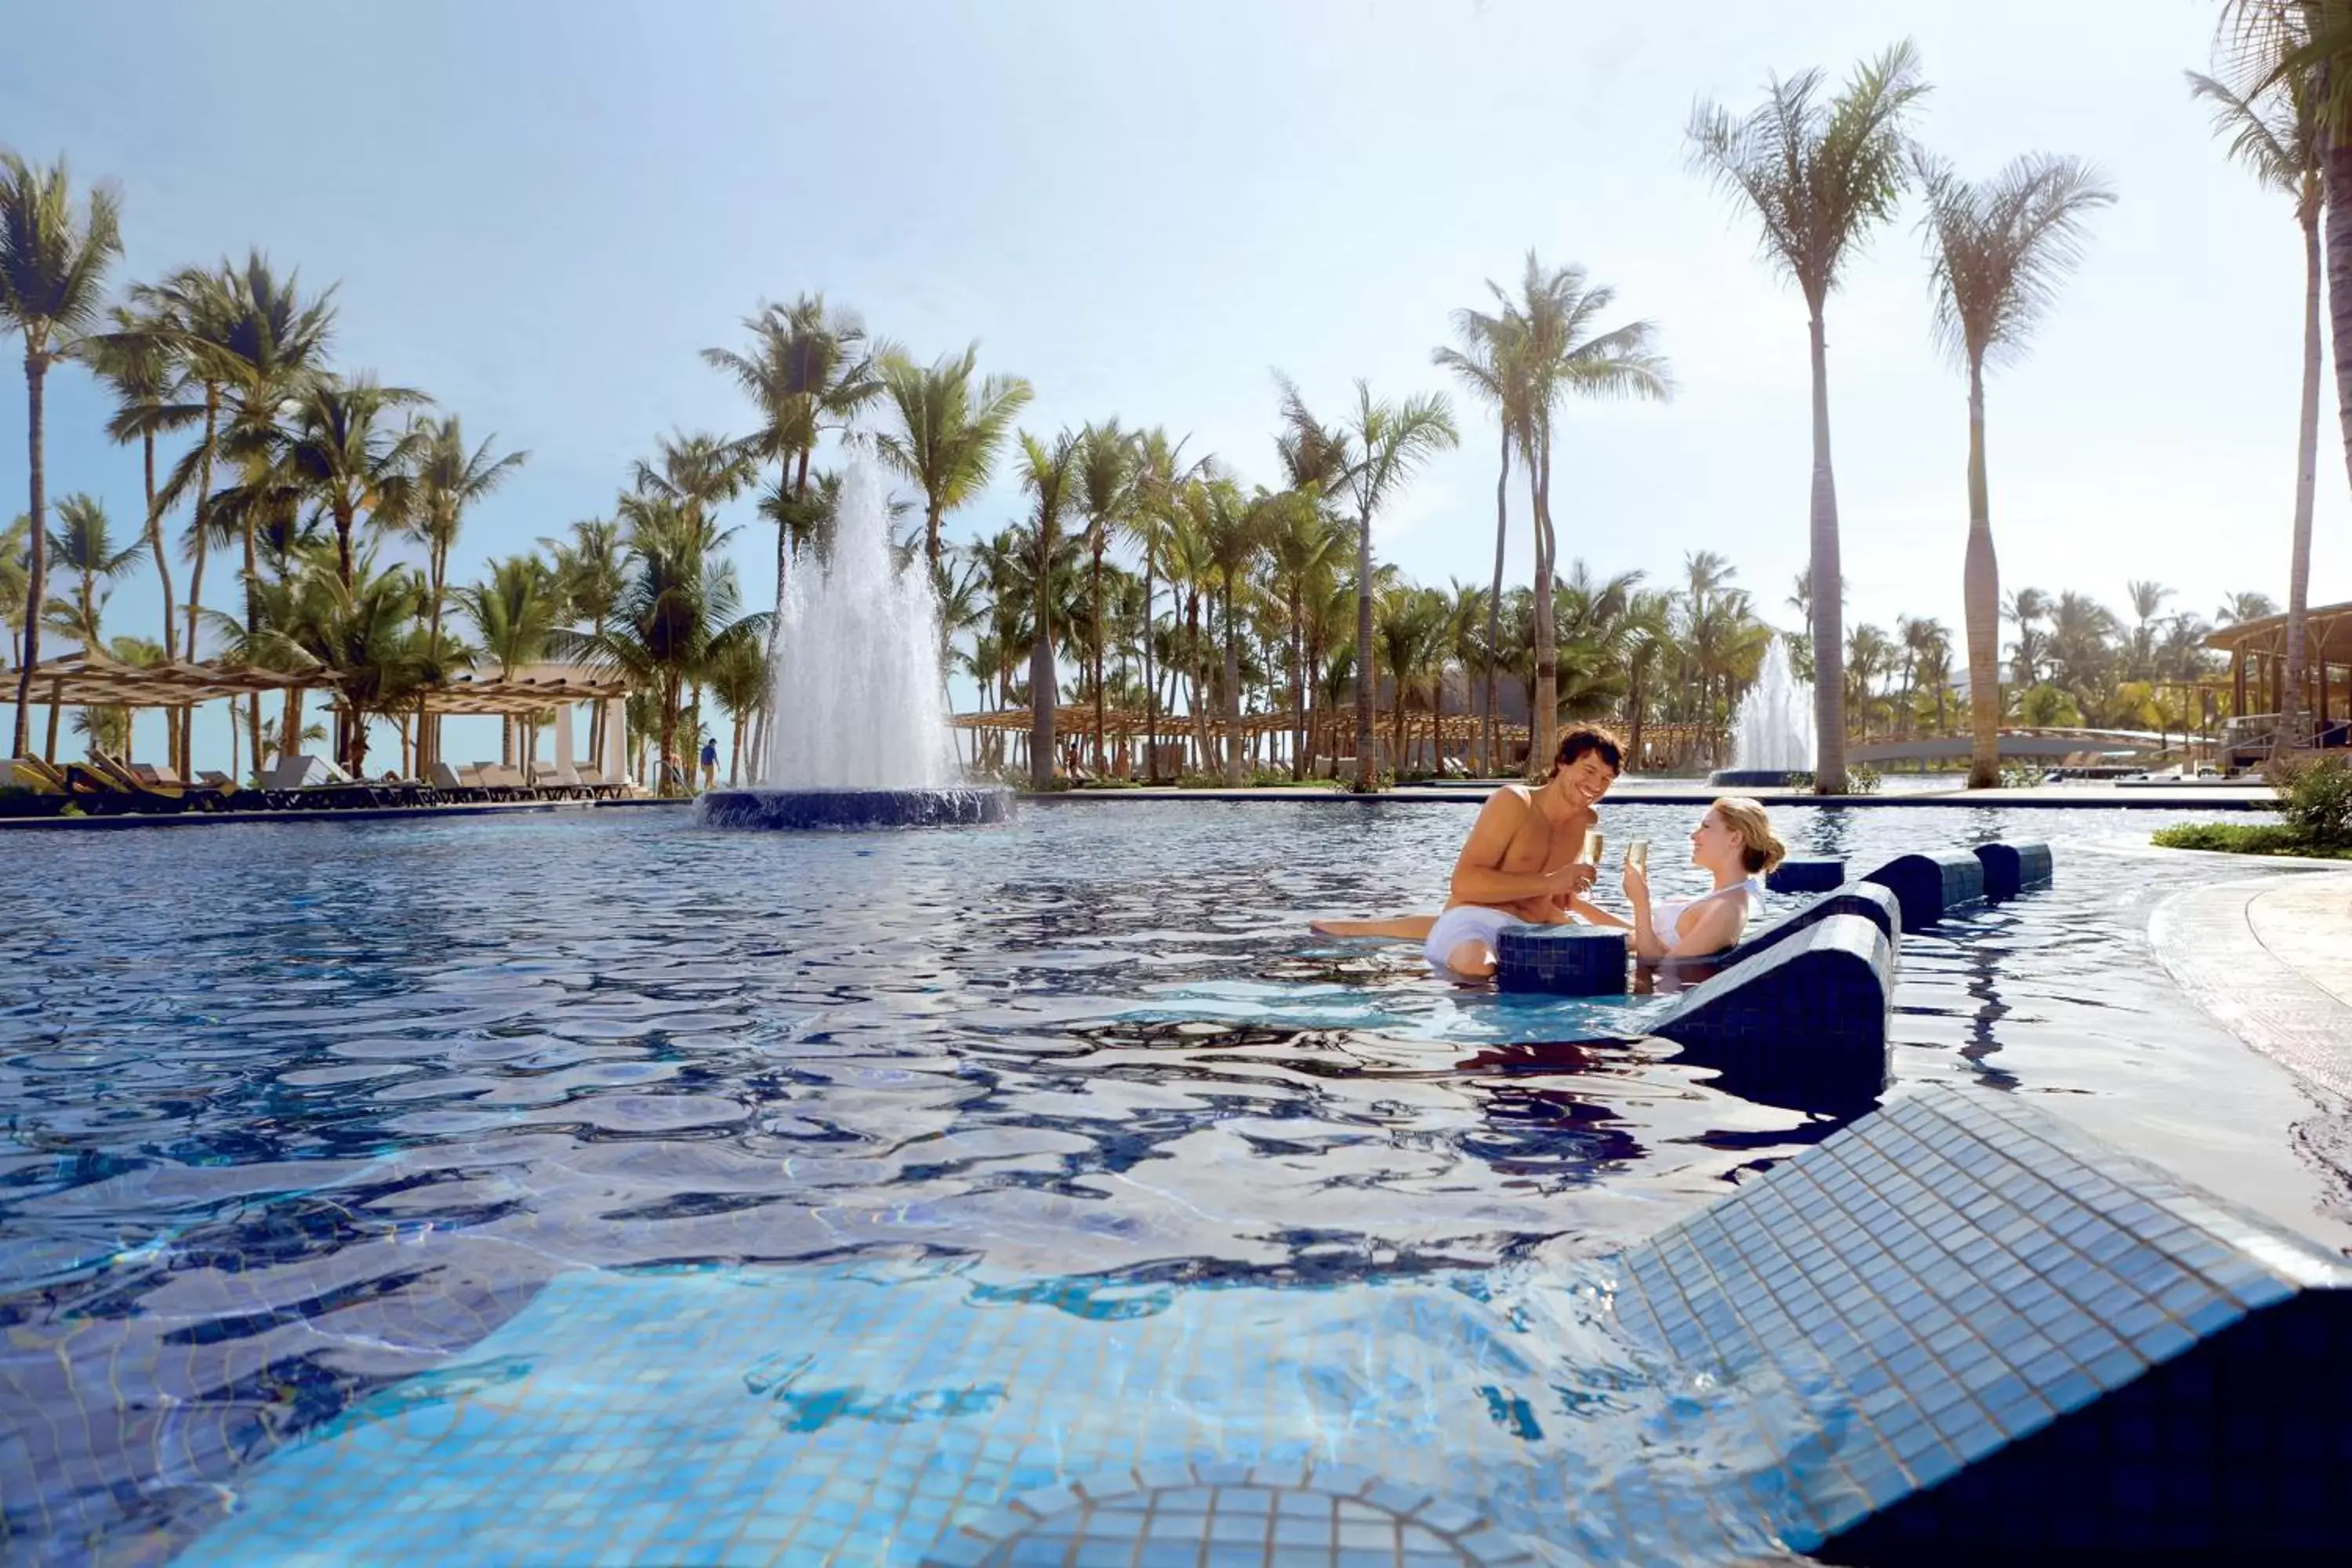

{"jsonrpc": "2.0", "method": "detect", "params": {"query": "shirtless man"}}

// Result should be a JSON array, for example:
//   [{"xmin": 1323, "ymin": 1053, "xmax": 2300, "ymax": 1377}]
[{"xmin": 1310, "ymin": 725, "xmax": 1624, "ymax": 979}]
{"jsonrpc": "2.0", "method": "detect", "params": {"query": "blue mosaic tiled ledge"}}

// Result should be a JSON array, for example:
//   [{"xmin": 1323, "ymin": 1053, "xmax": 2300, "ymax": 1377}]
[{"xmin": 1609, "ymin": 1085, "xmax": 2352, "ymax": 1560}]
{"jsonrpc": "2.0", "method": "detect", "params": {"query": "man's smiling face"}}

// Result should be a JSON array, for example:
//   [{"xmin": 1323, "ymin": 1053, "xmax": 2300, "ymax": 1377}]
[{"xmin": 1555, "ymin": 751, "xmax": 1618, "ymax": 808}]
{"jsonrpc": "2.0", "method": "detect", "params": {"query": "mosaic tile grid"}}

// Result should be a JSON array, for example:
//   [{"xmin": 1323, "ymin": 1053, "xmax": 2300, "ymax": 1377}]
[
  {"xmin": 171, "ymin": 1258, "xmax": 1781, "ymax": 1567},
  {"xmin": 923, "ymin": 1463, "xmax": 1537, "ymax": 1568},
  {"xmin": 1860, "ymin": 851, "xmax": 1984, "ymax": 931},
  {"xmin": 1764, "ymin": 858, "xmax": 1845, "ymax": 895},
  {"xmin": 1494, "ymin": 927, "xmax": 1628, "ymax": 996},
  {"xmin": 1609, "ymin": 1084, "xmax": 2352, "ymax": 1558}
]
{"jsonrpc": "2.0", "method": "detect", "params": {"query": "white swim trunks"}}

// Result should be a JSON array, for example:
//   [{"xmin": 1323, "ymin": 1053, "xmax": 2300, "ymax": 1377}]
[{"xmin": 1423, "ymin": 904, "xmax": 1526, "ymax": 976}]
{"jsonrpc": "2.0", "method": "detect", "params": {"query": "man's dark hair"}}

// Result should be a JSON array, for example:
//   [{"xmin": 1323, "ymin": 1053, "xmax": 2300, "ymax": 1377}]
[{"xmin": 1552, "ymin": 724, "xmax": 1624, "ymax": 776}]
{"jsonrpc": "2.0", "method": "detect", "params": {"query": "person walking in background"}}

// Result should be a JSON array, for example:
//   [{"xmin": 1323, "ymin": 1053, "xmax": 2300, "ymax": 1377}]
[{"xmin": 699, "ymin": 734, "xmax": 718, "ymax": 791}]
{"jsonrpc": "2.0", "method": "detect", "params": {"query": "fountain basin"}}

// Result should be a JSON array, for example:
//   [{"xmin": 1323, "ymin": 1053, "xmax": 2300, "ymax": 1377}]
[
  {"xmin": 697, "ymin": 787, "xmax": 1013, "ymax": 831},
  {"xmin": 1707, "ymin": 768, "xmax": 1813, "ymax": 789}
]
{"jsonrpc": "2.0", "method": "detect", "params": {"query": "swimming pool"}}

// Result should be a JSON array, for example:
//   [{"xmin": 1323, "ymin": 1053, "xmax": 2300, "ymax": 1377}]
[{"xmin": 2, "ymin": 801, "xmax": 2346, "ymax": 1563}]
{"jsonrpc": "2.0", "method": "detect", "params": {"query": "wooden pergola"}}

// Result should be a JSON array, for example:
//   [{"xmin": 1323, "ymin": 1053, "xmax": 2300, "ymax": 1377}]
[
  {"xmin": 2, "ymin": 649, "xmax": 317, "ymax": 767},
  {"xmin": 3, "ymin": 648, "xmax": 311, "ymax": 710},
  {"xmin": 2204, "ymin": 600, "xmax": 2352, "ymax": 743},
  {"xmin": 411, "ymin": 663, "xmax": 633, "ymax": 778}
]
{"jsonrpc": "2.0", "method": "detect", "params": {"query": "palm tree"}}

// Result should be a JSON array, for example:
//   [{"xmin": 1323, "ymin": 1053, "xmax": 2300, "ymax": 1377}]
[
  {"xmin": 2123, "ymin": 579, "xmax": 2173, "ymax": 677},
  {"xmin": 544, "ymin": 517, "xmax": 631, "ymax": 764},
  {"xmin": 1432, "ymin": 302, "xmax": 1526, "ymax": 774},
  {"xmin": 1075, "ymin": 419, "xmax": 1136, "ymax": 773},
  {"xmin": 706, "ymin": 633, "xmax": 768, "ymax": 786},
  {"xmin": 1497, "ymin": 254, "xmax": 1671, "ymax": 768},
  {"xmin": 1200, "ymin": 479, "xmax": 1265, "ymax": 783},
  {"xmin": 408, "ymin": 415, "xmax": 526, "ymax": 768},
  {"xmin": 1264, "ymin": 490, "xmax": 1342, "ymax": 779},
  {"xmin": 0, "ymin": 151, "xmax": 122, "ymax": 757},
  {"xmin": 409, "ymin": 415, "xmax": 528, "ymax": 662},
  {"xmin": 42, "ymin": 493, "xmax": 140, "ymax": 650},
  {"xmin": 1277, "ymin": 376, "xmax": 1457, "ymax": 789},
  {"xmin": 2217, "ymin": 590, "xmax": 2279, "ymax": 625},
  {"xmin": 0, "ymin": 514, "xmax": 27, "ymax": 668},
  {"xmin": 144, "ymin": 253, "xmax": 336, "ymax": 652},
  {"xmin": 82, "ymin": 305, "xmax": 194, "ymax": 666},
  {"xmin": 456, "ymin": 555, "xmax": 561, "ymax": 765},
  {"xmin": 873, "ymin": 343, "xmax": 1033, "ymax": 570},
  {"xmin": 2223, "ymin": 3, "xmax": 2352, "ymax": 532},
  {"xmin": 1917, "ymin": 150, "xmax": 2114, "ymax": 786},
  {"xmin": 248, "ymin": 546, "xmax": 434, "ymax": 776},
  {"xmin": 2193, "ymin": 31, "xmax": 2324, "ymax": 752},
  {"xmin": 568, "ymin": 497, "xmax": 764, "ymax": 796},
  {"xmin": 1015, "ymin": 429, "xmax": 1081, "ymax": 787},
  {"xmin": 1374, "ymin": 586, "xmax": 1448, "ymax": 772},
  {"xmin": 277, "ymin": 375, "xmax": 430, "ymax": 583},
  {"xmin": 143, "ymin": 253, "xmax": 336, "ymax": 771},
  {"xmin": 1120, "ymin": 427, "xmax": 1197, "ymax": 781},
  {"xmin": 1688, "ymin": 42, "xmax": 1929, "ymax": 792}
]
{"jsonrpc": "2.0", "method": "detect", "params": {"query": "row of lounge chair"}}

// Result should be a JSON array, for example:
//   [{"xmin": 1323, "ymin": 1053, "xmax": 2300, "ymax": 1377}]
[{"xmin": 1, "ymin": 753, "xmax": 633, "ymax": 818}]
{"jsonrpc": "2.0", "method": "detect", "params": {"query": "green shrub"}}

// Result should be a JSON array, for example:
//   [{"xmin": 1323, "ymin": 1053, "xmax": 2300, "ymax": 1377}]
[
  {"xmin": 2267, "ymin": 754, "xmax": 2352, "ymax": 848},
  {"xmin": 2151, "ymin": 821, "xmax": 2352, "ymax": 860},
  {"xmin": 1844, "ymin": 764, "xmax": 1882, "ymax": 796},
  {"xmin": 1999, "ymin": 763, "xmax": 2045, "ymax": 789}
]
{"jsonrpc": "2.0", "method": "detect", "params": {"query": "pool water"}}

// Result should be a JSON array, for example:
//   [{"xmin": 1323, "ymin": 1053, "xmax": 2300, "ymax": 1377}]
[{"xmin": 2, "ymin": 801, "xmax": 2347, "ymax": 1565}]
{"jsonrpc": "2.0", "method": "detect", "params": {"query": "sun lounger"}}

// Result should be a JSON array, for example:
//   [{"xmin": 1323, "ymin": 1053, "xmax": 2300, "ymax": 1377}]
[
  {"xmin": 3, "ymin": 757, "xmax": 68, "ymax": 795},
  {"xmin": 575, "ymin": 766, "xmax": 622, "ymax": 799},
  {"xmin": 85, "ymin": 753, "xmax": 201, "ymax": 811}
]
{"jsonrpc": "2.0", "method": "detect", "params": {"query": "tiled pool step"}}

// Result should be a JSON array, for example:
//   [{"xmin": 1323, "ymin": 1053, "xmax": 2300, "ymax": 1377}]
[{"xmin": 1609, "ymin": 1084, "xmax": 2352, "ymax": 1561}]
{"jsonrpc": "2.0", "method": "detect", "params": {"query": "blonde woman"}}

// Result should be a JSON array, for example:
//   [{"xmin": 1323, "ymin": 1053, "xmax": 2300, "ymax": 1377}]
[{"xmin": 1574, "ymin": 797, "xmax": 1784, "ymax": 961}]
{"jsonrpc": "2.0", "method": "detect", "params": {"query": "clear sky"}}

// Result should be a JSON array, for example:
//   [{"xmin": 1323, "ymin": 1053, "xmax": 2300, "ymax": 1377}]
[{"xmin": 2, "ymin": 0, "xmax": 2336, "ymax": 772}]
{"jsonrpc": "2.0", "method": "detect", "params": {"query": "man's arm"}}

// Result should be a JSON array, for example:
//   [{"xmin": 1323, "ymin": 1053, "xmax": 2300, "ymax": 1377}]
[{"xmin": 1446, "ymin": 789, "xmax": 1592, "ymax": 907}]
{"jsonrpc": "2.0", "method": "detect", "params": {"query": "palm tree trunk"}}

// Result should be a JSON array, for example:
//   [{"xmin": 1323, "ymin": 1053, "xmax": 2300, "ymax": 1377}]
[
  {"xmin": 1140, "ymin": 542, "xmax": 1158, "ymax": 782},
  {"xmin": 1962, "ymin": 357, "xmax": 2002, "ymax": 789},
  {"xmin": 181, "ymin": 383, "xmax": 219, "ymax": 775},
  {"xmin": 1482, "ymin": 425, "xmax": 1509, "ymax": 776},
  {"xmin": 1628, "ymin": 661, "xmax": 1646, "ymax": 770},
  {"xmin": 925, "ymin": 498, "xmax": 946, "ymax": 572},
  {"xmin": 1806, "ymin": 308, "xmax": 1849, "ymax": 793},
  {"xmin": 141, "ymin": 432, "xmax": 176, "ymax": 666},
  {"xmin": 1289, "ymin": 587, "xmax": 1307, "ymax": 781},
  {"xmin": 1223, "ymin": 584, "xmax": 1242, "ymax": 786},
  {"xmin": 1091, "ymin": 541, "xmax": 1106, "ymax": 774},
  {"xmin": 2281, "ymin": 203, "xmax": 2323, "ymax": 756},
  {"xmin": 1530, "ymin": 423, "xmax": 1557, "ymax": 773},
  {"xmin": 1029, "ymin": 610, "xmax": 1055, "ymax": 790},
  {"xmin": 1353, "ymin": 509, "xmax": 1376, "ymax": 789},
  {"xmin": 245, "ymin": 483, "xmax": 278, "ymax": 775},
  {"xmin": 10, "ymin": 351, "xmax": 48, "ymax": 759}
]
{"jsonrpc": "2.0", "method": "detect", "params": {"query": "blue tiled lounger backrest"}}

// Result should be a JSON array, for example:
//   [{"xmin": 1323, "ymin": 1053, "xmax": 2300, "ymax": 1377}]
[
  {"xmin": 1646, "ymin": 913, "xmax": 1893, "ymax": 1112},
  {"xmin": 1606, "ymin": 1085, "xmax": 2352, "ymax": 1563},
  {"xmin": 1717, "ymin": 881, "xmax": 1900, "ymax": 971},
  {"xmin": 1861, "ymin": 851, "xmax": 1985, "ymax": 929},
  {"xmin": 1973, "ymin": 840, "xmax": 2053, "ymax": 902}
]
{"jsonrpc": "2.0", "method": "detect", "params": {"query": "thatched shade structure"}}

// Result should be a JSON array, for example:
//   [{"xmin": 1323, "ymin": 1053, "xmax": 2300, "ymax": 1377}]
[
  {"xmin": 2, "ymin": 648, "xmax": 313, "ymax": 710},
  {"xmin": 411, "ymin": 663, "xmax": 631, "ymax": 779},
  {"xmin": 2204, "ymin": 600, "xmax": 2352, "ymax": 745}
]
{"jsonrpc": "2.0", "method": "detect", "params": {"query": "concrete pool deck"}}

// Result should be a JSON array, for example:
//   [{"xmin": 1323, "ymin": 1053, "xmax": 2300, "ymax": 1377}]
[{"xmin": 2150, "ymin": 867, "xmax": 2352, "ymax": 1103}]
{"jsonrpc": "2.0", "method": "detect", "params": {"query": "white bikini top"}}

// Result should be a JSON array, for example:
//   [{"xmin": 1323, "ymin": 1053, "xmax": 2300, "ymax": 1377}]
[{"xmin": 1653, "ymin": 877, "xmax": 1766, "ymax": 942}]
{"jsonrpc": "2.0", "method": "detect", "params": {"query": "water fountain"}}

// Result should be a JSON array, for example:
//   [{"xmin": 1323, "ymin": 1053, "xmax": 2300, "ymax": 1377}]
[
  {"xmin": 1709, "ymin": 635, "xmax": 1817, "ymax": 789},
  {"xmin": 698, "ymin": 464, "xmax": 1011, "ymax": 830}
]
